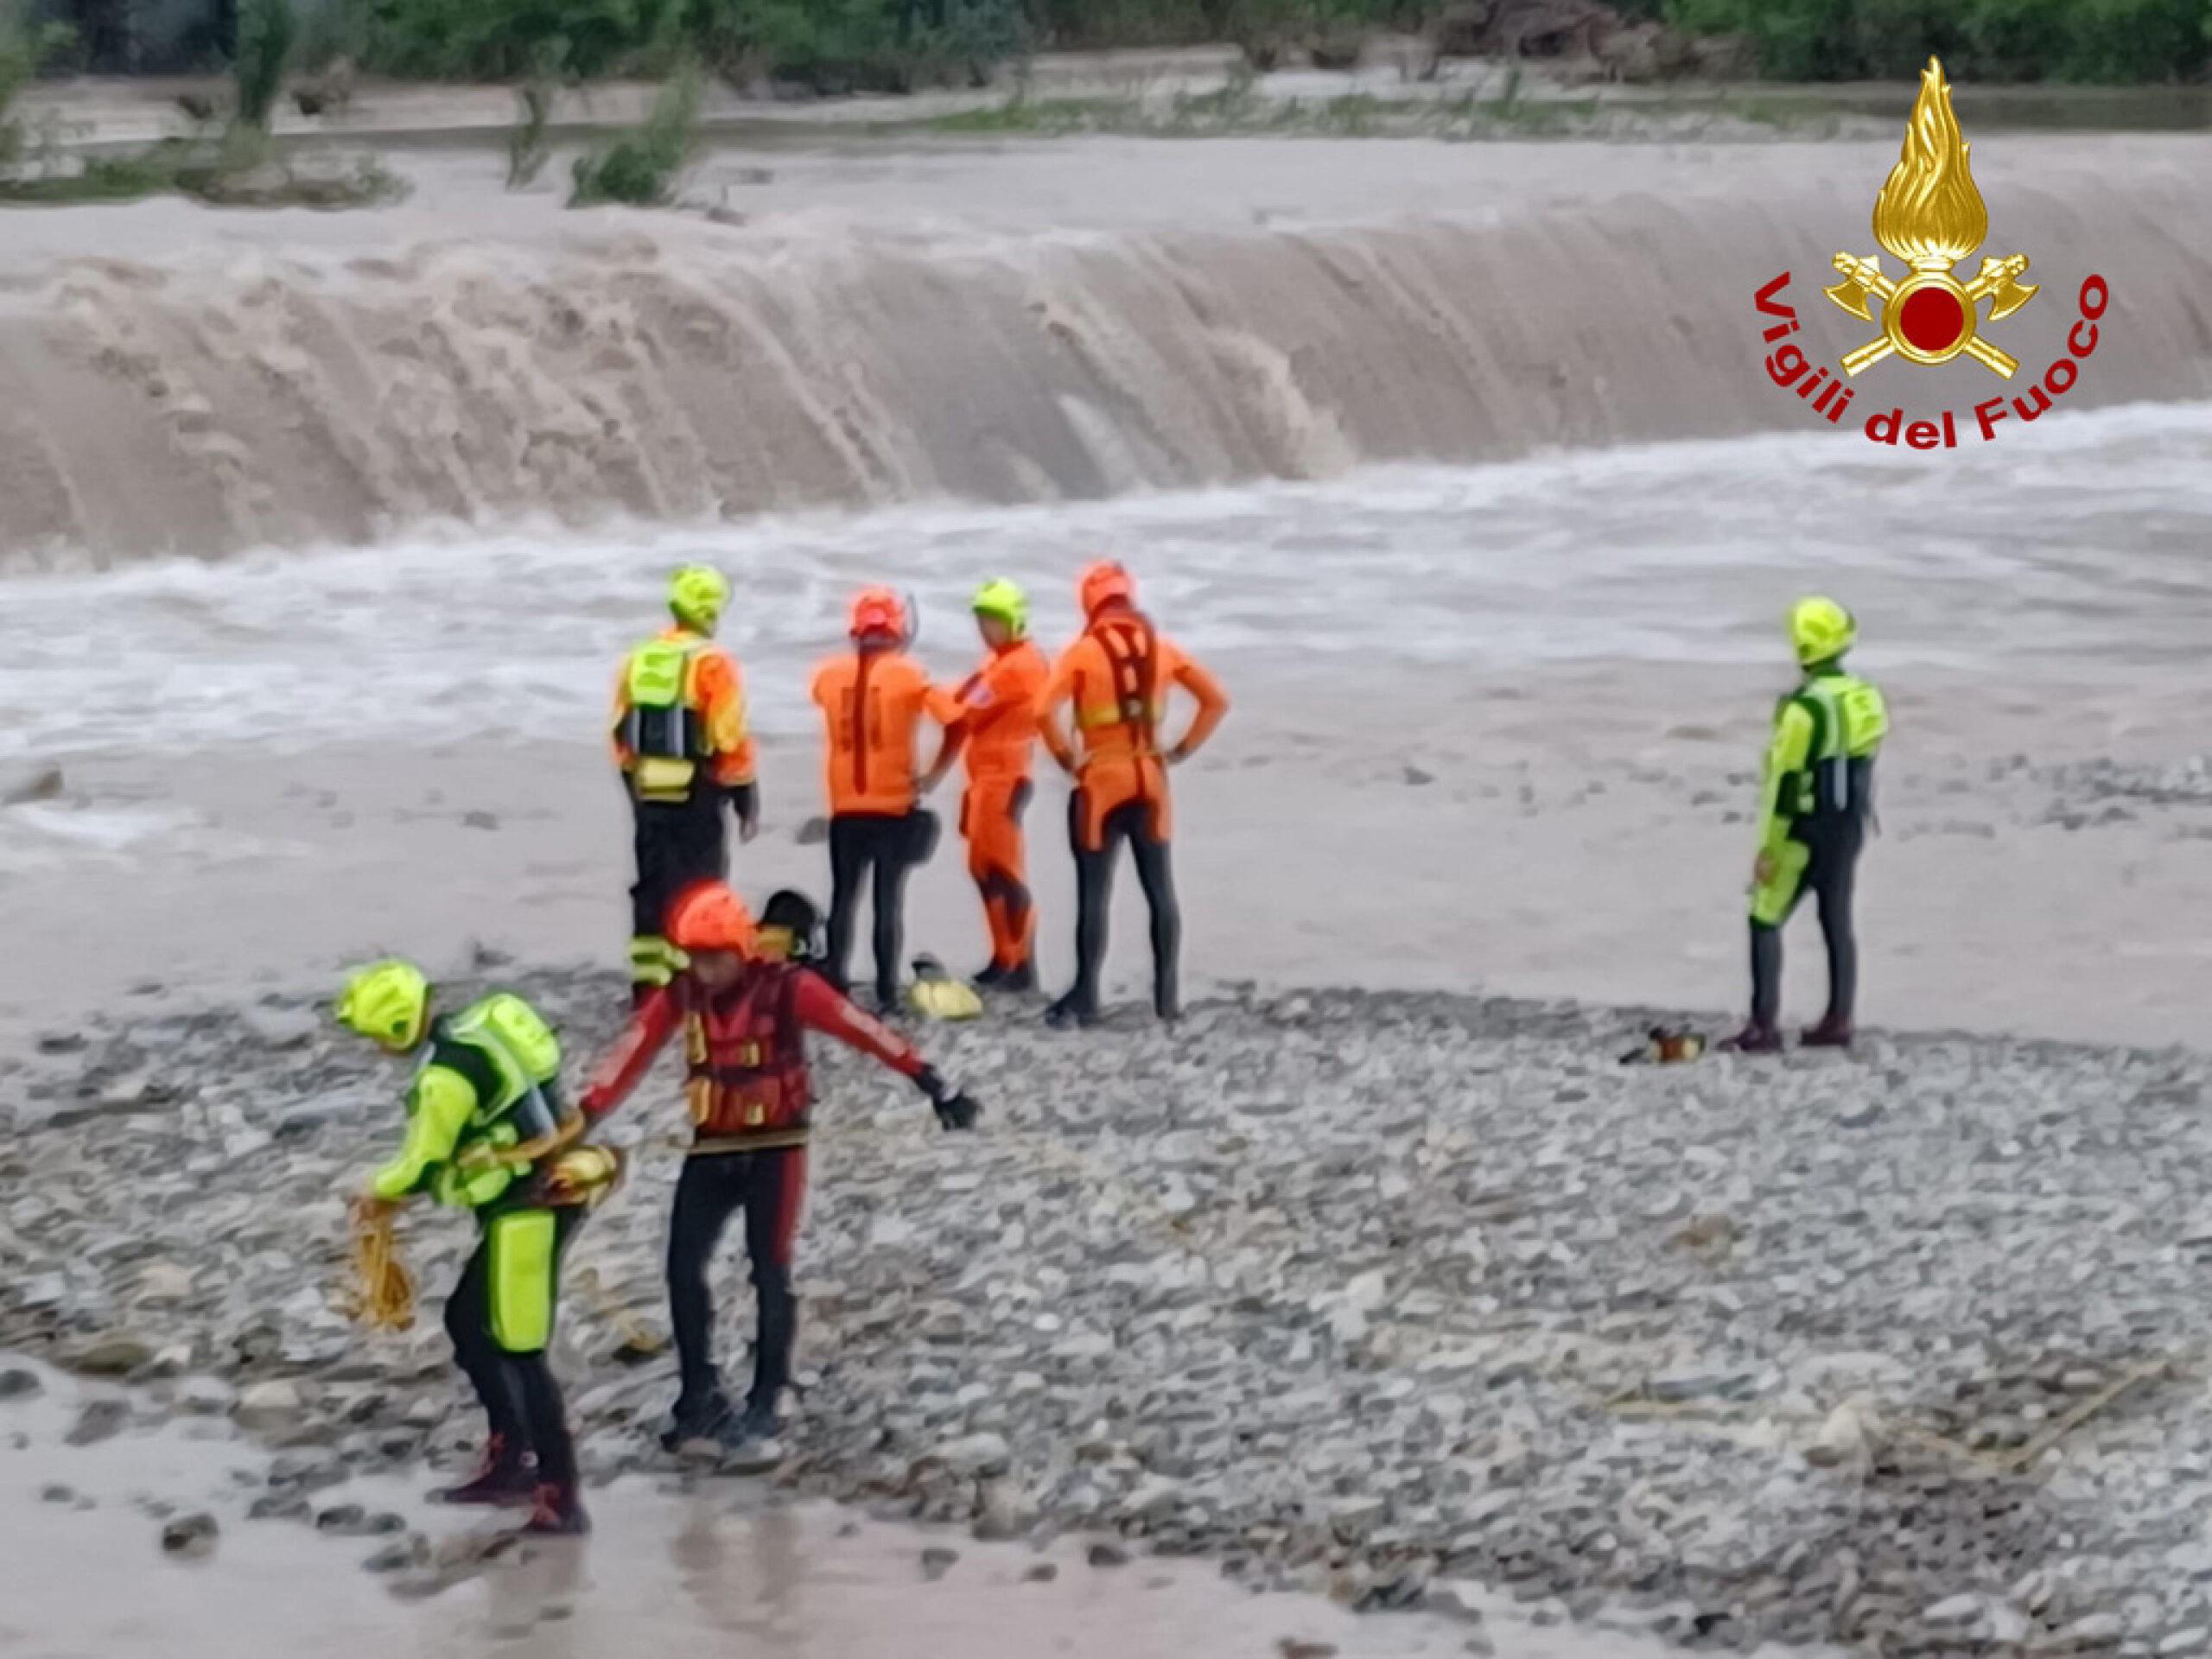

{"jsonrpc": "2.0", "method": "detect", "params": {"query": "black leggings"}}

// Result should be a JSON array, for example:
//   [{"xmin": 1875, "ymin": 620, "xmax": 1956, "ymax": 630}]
[
  {"xmin": 1065, "ymin": 795, "xmax": 1180, "ymax": 1020},
  {"xmin": 444, "ymin": 1208, "xmax": 582, "ymax": 1488},
  {"xmin": 1751, "ymin": 815, "xmax": 1864, "ymax": 1029},
  {"xmin": 827, "ymin": 812, "xmax": 921, "ymax": 1004},
  {"xmin": 665, "ymin": 1149, "xmax": 806, "ymax": 1414},
  {"xmin": 631, "ymin": 790, "xmax": 728, "ymax": 983}
]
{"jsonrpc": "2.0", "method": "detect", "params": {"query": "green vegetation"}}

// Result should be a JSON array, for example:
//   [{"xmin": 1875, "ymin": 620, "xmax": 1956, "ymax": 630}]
[
  {"xmin": 0, "ymin": 3, "xmax": 72, "ymax": 166},
  {"xmin": 918, "ymin": 73, "xmax": 1863, "ymax": 141},
  {"xmin": 569, "ymin": 54, "xmax": 701, "ymax": 203},
  {"xmin": 356, "ymin": 0, "xmax": 1034, "ymax": 88},
  {"xmin": 3, "ymin": 0, "xmax": 398, "ymax": 208},
  {"xmin": 1664, "ymin": 0, "xmax": 2212, "ymax": 83},
  {"xmin": 338, "ymin": 0, "xmax": 2212, "ymax": 89},
  {"xmin": 506, "ymin": 39, "xmax": 566, "ymax": 186},
  {"xmin": 233, "ymin": 0, "xmax": 298, "ymax": 127}
]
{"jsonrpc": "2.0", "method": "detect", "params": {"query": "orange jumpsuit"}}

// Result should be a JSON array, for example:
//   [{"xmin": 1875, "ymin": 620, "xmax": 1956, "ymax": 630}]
[
  {"xmin": 1037, "ymin": 607, "xmax": 1229, "ymax": 1022},
  {"xmin": 1038, "ymin": 613, "xmax": 1229, "ymax": 850},
  {"xmin": 956, "ymin": 639, "xmax": 1050, "ymax": 974},
  {"xmin": 807, "ymin": 648, "xmax": 966, "ymax": 1003}
]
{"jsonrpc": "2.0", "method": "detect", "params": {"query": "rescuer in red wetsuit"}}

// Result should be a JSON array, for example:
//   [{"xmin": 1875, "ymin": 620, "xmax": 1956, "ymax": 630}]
[{"xmin": 578, "ymin": 881, "xmax": 980, "ymax": 1462}]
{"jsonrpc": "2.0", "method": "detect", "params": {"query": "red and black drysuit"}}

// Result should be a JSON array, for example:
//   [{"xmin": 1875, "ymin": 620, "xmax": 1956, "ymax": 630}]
[{"xmin": 580, "ymin": 960, "xmax": 966, "ymax": 1420}]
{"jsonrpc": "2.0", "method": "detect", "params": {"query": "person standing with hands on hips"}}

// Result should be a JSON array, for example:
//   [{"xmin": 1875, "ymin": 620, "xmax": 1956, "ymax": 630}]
[{"xmin": 1036, "ymin": 562, "xmax": 1229, "ymax": 1030}]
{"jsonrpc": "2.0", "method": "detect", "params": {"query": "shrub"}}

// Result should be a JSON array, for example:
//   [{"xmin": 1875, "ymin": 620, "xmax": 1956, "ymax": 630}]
[
  {"xmin": 234, "ymin": 0, "xmax": 298, "ymax": 128},
  {"xmin": 0, "ymin": 3, "xmax": 72, "ymax": 166},
  {"xmin": 508, "ymin": 37, "xmax": 567, "ymax": 186},
  {"xmin": 1666, "ymin": 0, "xmax": 2212, "ymax": 80},
  {"xmin": 570, "ymin": 56, "xmax": 700, "ymax": 204},
  {"xmin": 365, "ymin": 0, "xmax": 669, "ymax": 79}
]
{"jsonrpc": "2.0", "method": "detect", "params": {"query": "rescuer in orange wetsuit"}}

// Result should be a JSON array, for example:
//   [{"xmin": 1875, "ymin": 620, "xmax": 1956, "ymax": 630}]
[
  {"xmin": 1036, "ymin": 562, "xmax": 1229, "ymax": 1029},
  {"xmin": 957, "ymin": 580, "xmax": 1051, "ymax": 993},
  {"xmin": 807, "ymin": 588, "xmax": 968, "ymax": 1007}
]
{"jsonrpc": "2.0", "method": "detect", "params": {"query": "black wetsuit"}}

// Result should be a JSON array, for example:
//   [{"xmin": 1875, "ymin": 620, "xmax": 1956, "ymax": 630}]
[
  {"xmin": 1750, "ymin": 798, "xmax": 1866, "ymax": 1032},
  {"xmin": 630, "ymin": 786, "xmax": 753, "ymax": 977},
  {"xmin": 665, "ymin": 1151, "xmax": 804, "ymax": 1417},
  {"xmin": 443, "ymin": 1206, "xmax": 584, "ymax": 1491},
  {"xmin": 825, "ymin": 811, "xmax": 929, "ymax": 1005},
  {"xmin": 1062, "ymin": 795, "xmax": 1180, "ymax": 1021}
]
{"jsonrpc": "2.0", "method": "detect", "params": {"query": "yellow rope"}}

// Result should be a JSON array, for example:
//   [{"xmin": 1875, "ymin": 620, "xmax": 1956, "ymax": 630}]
[{"xmin": 345, "ymin": 1203, "xmax": 416, "ymax": 1332}]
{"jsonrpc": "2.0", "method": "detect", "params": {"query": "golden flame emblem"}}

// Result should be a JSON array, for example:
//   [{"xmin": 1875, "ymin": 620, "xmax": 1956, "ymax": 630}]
[{"xmin": 1823, "ymin": 58, "xmax": 2037, "ymax": 378}]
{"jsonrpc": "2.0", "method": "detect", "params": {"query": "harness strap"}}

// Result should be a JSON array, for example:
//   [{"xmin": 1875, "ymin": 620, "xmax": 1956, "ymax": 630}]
[
  {"xmin": 850, "ymin": 652, "xmax": 877, "ymax": 798},
  {"xmin": 1087, "ymin": 613, "xmax": 1160, "ymax": 753}
]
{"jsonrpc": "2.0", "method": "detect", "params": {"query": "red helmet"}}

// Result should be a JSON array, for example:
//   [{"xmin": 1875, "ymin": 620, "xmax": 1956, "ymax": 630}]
[
  {"xmin": 849, "ymin": 587, "xmax": 909, "ymax": 641},
  {"xmin": 666, "ymin": 882, "xmax": 758, "ymax": 955},
  {"xmin": 1078, "ymin": 561, "xmax": 1134, "ymax": 619}
]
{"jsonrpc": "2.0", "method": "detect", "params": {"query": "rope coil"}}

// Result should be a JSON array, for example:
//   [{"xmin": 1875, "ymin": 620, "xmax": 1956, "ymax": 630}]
[{"xmin": 345, "ymin": 1201, "xmax": 416, "ymax": 1332}]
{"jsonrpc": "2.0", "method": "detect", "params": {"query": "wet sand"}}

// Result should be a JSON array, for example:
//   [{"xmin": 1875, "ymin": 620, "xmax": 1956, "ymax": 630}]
[{"xmin": 3, "ymin": 1359, "xmax": 1660, "ymax": 1659}]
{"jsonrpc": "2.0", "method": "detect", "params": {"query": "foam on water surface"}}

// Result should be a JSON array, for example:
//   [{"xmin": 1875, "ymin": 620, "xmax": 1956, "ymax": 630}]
[{"xmin": 3, "ymin": 401, "xmax": 2209, "ymax": 765}]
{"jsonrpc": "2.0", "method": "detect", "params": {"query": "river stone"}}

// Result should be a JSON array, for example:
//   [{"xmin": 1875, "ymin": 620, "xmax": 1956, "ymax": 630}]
[
  {"xmin": 161, "ymin": 1513, "xmax": 219, "ymax": 1559},
  {"xmin": 66, "ymin": 1399, "xmax": 129, "ymax": 1446},
  {"xmin": 234, "ymin": 1380, "xmax": 305, "ymax": 1431},
  {"xmin": 74, "ymin": 1332, "xmax": 156, "ymax": 1376},
  {"xmin": 932, "ymin": 1432, "xmax": 1011, "ymax": 1479}
]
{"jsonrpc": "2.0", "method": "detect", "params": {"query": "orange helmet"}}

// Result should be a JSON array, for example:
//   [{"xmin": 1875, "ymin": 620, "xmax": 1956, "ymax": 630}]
[
  {"xmin": 666, "ymin": 882, "xmax": 758, "ymax": 955},
  {"xmin": 849, "ymin": 587, "xmax": 909, "ymax": 641},
  {"xmin": 1079, "ymin": 561, "xmax": 1134, "ymax": 618}
]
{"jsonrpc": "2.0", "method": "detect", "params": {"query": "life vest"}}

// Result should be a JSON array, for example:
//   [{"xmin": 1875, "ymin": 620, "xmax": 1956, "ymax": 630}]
[
  {"xmin": 621, "ymin": 633, "xmax": 713, "ymax": 803},
  {"xmin": 421, "ymin": 993, "xmax": 567, "ymax": 1210},
  {"xmin": 1779, "ymin": 671, "xmax": 1887, "ymax": 824},
  {"xmin": 680, "ymin": 966, "xmax": 813, "ymax": 1145},
  {"xmin": 1074, "ymin": 610, "xmax": 1163, "ymax": 755}
]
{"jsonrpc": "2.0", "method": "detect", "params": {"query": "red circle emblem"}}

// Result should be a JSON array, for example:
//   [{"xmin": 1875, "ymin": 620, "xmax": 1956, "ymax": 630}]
[{"xmin": 1898, "ymin": 286, "xmax": 1967, "ymax": 353}]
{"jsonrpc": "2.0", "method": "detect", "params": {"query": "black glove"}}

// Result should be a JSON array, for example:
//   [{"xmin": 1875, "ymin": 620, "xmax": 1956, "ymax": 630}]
[
  {"xmin": 917, "ymin": 1065, "xmax": 980, "ymax": 1132},
  {"xmin": 935, "ymin": 1091, "xmax": 980, "ymax": 1132},
  {"xmin": 725, "ymin": 782, "xmax": 760, "ymax": 840}
]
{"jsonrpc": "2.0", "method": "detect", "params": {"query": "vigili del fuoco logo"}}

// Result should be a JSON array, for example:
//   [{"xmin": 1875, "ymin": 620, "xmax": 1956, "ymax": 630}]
[{"xmin": 1751, "ymin": 57, "xmax": 2109, "ymax": 449}]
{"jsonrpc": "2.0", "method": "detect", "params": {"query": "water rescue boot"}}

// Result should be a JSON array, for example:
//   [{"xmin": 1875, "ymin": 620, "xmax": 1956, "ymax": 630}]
[
  {"xmin": 715, "ymin": 1401, "xmax": 785, "ymax": 1474},
  {"xmin": 433, "ymin": 1434, "xmax": 536, "ymax": 1508},
  {"xmin": 1800, "ymin": 1014, "xmax": 1854, "ymax": 1049},
  {"xmin": 661, "ymin": 1389, "xmax": 737, "ymax": 1456},
  {"xmin": 520, "ymin": 1482, "xmax": 591, "ymax": 1536},
  {"xmin": 971, "ymin": 962, "xmax": 1007, "ymax": 989},
  {"xmin": 1719, "ymin": 1023, "xmax": 1785, "ymax": 1054},
  {"xmin": 1044, "ymin": 994, "xmax": 1098, "ymax": 1032},
  {"xmin": 998, "ymin": 961, "xmax": 1037, "ymax": 994}
]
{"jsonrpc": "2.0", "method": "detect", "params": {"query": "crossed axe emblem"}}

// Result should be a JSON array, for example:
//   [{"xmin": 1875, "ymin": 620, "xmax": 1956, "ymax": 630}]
[{"xmin": 1824, "ymin": 252, "xmax": 2039, "ymax": 378}]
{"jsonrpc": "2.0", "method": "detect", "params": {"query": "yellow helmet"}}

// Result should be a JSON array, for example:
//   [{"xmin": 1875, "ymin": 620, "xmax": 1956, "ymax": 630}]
[
  {"xmin": 668, "ymin": 565, "xmax": 732, "ymax": 633},
  {"xmin": 1789, "ymin": 596, "xmax": 1856, "ymax": 665},
  {"xmin": 971, "ymin": 578, "xmax": 1029, "ymax": 639},
  {"xmin": 335, "ymin": 959, "xmax": 430, "ymax": 1052}
]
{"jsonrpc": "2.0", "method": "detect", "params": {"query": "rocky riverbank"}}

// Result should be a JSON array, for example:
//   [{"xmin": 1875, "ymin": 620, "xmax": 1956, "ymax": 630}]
[{"xmin": 3, "ymin": 973, "xmax": 2209, "ymax": 1654}]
